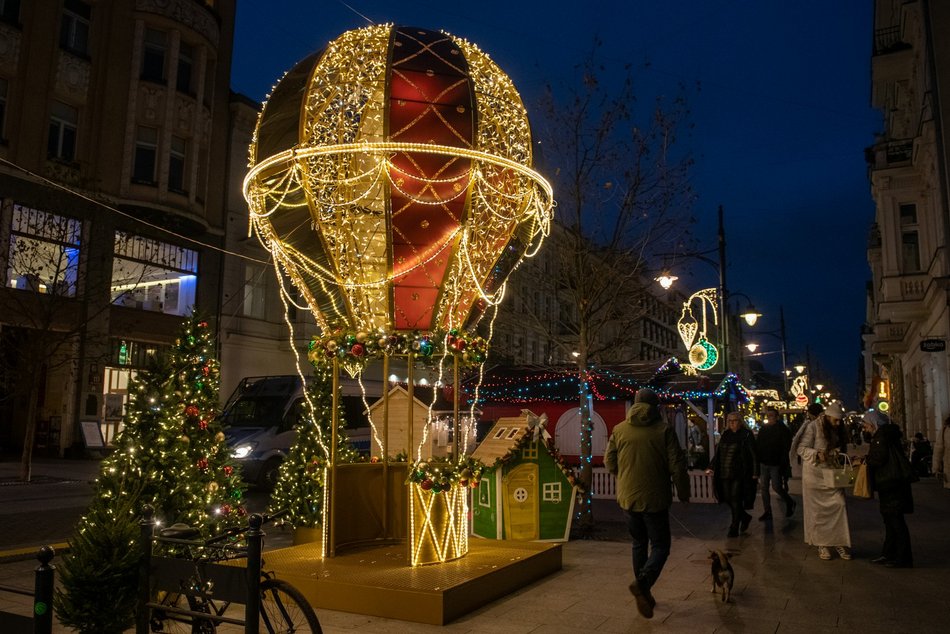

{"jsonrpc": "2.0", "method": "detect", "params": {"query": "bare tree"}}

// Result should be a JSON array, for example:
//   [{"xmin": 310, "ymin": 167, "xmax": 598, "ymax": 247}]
[{"xmin": 529, "ymin": 44, "xmax": 696, "ymax": 532}]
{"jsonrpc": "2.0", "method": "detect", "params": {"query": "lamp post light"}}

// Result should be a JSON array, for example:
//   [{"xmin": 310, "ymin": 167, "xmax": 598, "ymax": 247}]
[{"xmin": 743, "ymin": 306, "xmax": 791, "ymax": 398}]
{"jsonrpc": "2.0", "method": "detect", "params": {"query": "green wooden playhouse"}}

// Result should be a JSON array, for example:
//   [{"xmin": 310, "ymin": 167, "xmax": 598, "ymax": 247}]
[{"xmin": 471, "ymin": 410, "xmax": 577, "ymax": 541}]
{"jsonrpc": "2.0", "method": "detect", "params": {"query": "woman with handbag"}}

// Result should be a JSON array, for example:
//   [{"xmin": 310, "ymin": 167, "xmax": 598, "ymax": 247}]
[
  {"xmin": 706, "ymin": 412, "xmax": 758, "ymax": 538},
  {"xmin": 790, "ymin": 402, "xmax": 853, "ymax": 561},
  {"xmin": 862, "ymin": 409, "xmax": 914, "ymax": 568}
]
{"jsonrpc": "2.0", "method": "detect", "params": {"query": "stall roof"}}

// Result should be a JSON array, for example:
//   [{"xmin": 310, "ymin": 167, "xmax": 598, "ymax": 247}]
[{"xmin": 466, "ymin": 358, "xmax": 750, "ymax": 405}]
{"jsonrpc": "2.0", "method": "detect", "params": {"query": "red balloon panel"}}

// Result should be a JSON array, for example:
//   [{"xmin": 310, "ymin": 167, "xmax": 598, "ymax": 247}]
[{"xmin": 388, "ymin": 26, "xmax": 475, "ymax": 330}]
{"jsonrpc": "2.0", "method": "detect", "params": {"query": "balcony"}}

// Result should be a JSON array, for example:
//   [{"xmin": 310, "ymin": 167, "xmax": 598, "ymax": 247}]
[
  {"xmin": 878, "ymin": 273, "xmax": 931, "ymax": 322},
  {"xmin": 868, "ymin": 321, "xmax": 909, "ymax": 356},
  {"xmin": 866, "ymin": 139, "xmax": 914, "ymax": 171}
]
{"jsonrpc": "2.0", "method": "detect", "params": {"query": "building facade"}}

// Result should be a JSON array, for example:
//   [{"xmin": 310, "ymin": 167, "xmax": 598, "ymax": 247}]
[
  {"xmin": 865, "ymin": 0, "xmax": 950, "ymax": 438},
  {"xmin": 0, "ymin": 0, "xmax": 237, "ymax": 454}
]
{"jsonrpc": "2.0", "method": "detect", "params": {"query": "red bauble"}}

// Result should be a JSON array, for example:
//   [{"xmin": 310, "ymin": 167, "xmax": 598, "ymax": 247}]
[
  {"xmin": 223, "ymin": 465, "xmax": 233, "ymax": 476},
  {"xmin": 420, "ymin": 479, "xmax": 433, "ymax": 491},
  {"xmin": 237, "ymin": 506, "xmax": 248, "ymax": 516},
  {"xmin": 185, "ymin": 405, "xmax": 200, "ymax": 418},
  {"xmin": 221, "ymin": 504, "xmax": 232, "ymax": 514},
  {"xmin": 199, "ymin": 420, "xmax": 208, "ymax": 430},
  {"xmin": 198, "ymin": 321, "xmax": 208, "ymax": 328},
  {"xmin": 202, "ymin": 365, "xmax": 210, "ymax": 376},
  {"xmin": 350, "ymin": 343, "xmax": 365, "ymax": 357},
  {"xmin": 197, "ymin": 458, "xmax": 209, "ymax": 470}
]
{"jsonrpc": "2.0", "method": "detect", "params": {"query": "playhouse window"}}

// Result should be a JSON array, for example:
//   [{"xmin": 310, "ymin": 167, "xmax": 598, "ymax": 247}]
[
  {"xmin": 521, "ymin": 440, "xmax": 538, "ymax": 460},
  {"xmin": 506, "ymin": 428, "xmax": 520, "ymax": 440},
  {"xmin": 478, "ymin": 480, "xmax": 491, "ymax": 507},
  {"xmin": 543, "ymin": 482, "xmax": 562, "ymax": 503},
  {"xmin": 493, "ymin": 427, "xmax": 507, "ymax": 440}
]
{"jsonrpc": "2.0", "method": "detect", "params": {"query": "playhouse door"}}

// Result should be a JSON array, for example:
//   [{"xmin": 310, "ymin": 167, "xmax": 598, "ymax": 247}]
[{"xmin": 503, "ymin": 463, "xmax": 539, "ymax": 540}]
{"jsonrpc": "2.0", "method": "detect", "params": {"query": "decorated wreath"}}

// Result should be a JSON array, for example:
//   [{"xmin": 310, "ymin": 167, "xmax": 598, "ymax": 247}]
[
  {"xmin": 307, "ymin": 328, "xmax": 488, "ymax": 372},
  {"xmin": 405, "ymin": 455, "xmax": 486, "ymax": 493}
]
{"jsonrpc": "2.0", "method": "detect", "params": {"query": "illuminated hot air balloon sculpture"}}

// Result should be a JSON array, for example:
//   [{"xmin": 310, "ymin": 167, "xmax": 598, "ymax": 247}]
[{"xmin": 243, "ymin": 25, "xmax": 553, "ymax": 564}]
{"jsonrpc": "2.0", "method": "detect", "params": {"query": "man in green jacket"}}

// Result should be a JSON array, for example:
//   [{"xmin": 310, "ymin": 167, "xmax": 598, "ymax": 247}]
[{"xmin": 605, "ymin": 387, "xmax": 690, "ymax": 619}]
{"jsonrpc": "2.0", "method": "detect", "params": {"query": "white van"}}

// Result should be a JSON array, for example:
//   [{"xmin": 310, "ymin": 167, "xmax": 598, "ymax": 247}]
[{"xmin": 222, "ymin": 375, "xmax": 374, "ymax": 488}]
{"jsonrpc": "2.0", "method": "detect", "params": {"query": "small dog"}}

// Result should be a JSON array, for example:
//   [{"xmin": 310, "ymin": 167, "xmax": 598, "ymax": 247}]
[{"xmin": 708, "ymin": 550, "xmax": 735, "ymax": 603}]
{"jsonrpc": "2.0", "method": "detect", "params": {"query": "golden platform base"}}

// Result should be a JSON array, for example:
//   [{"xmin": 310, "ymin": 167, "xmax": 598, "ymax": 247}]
[{"xmin": 264, "ymin": 538, "xmax": 563, "ymax": 625}]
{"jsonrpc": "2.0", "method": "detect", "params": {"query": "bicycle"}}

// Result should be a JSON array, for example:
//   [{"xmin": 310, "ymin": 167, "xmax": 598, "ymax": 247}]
[{"xmin": 140, "ymin": 508, "xmax": 321, "ymax": 634}]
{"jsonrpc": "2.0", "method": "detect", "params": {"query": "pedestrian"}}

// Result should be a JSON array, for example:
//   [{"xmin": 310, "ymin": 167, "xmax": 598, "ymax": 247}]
[
  {"xmin": 755, "ymin": 406, "xmax": 796, "ymax": 521},
  {"xmin": 604, "ymin": 387, "xmax": 690, "ymax": 620},
  {"xmin": 910, "ymin": 432, "xmax": 932, "ymax": 477},
  {"xmin": 686, "ymin": 415, "xmax": 710, "ymax": 470},
  {"xmin": 706, "ymin": 411, "xmax": 758, "ymax": 538},
  {"xmin": 932, "ymin": 416, "xmax": 950, "ymax": 488},
  {"xmin": 790, "ymin": 401, "xmax": 852, "ymax": 561},
  {"xmin": 862, "ymin": 409, "xmax": 915, "ymax": 568}
]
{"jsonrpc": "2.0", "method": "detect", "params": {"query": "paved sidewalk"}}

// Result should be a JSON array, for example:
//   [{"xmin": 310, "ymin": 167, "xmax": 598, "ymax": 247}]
[{"xmin": 2, "ymin": 456, "xmax": 949, "ymax": 632}]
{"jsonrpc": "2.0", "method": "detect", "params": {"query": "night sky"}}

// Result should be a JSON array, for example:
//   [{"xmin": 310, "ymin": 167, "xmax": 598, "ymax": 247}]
[{"xmin": 231, "ymin": 1, "xmax": 880, "ymax": 406}]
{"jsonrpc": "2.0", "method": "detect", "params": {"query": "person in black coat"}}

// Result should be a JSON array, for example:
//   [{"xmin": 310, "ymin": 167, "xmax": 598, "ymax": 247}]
[
  {"xmin": 862, "ymin": 409, "xmax": 914, "ymax": 568},
  {"xmin": 707, "ymin": 411, "xmax": 759, "ymax": 537}
]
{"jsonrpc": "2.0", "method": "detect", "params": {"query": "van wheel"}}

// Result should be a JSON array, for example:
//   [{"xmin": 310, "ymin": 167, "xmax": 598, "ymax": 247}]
[{"xmin": 260, "ymin": 458, "xmax": 283, "ymax": 489}]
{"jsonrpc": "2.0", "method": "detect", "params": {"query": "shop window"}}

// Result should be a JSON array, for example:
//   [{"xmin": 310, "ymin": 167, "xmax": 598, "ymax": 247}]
[
  {"xmin": 59, "ymin": 0, "xmax": 90, "ymax": 57},
  {"xmin": 141, "ymin": 28, "xmax": 166, "ymax": 83},
  {"xmin": 111, "ymin": 231, "xmax": 198, "ymax": 315},
  {"xmin": 132, "ymin": 126, "xmax": 157, "ymax": 185},
  {"xmin": 7, "ymin": 204, "xmax": 81, "ymax": 296},
  {"xmin": 168, "ymin": 135, "xmax": 187, "ymax": 193},
  {"xmin": 47, "ymin": 101, "xmax": 78, "ymax": 162}
]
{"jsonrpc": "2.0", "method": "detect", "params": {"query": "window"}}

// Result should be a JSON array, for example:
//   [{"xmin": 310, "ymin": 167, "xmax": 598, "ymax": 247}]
[
  {"xmin": 111, "ymin": 232, "xmax": 198, "ymax": 316},
  {"xmin": 902, "ymin": 231, "xmax": 920, "ymax": 272},
  {"xmin": 59, "ymin": 0, "xmax": 90, "ymax": 56},
  {"xmin": 0, "ymin": 77, "xmax": 7, "ymax": 141},
  {"xmin": 493, "ymin": 427, "xmax": 507, "ymax": 440},
  {"xmin": 0, "ymin": 0, "xmax": 18, "ymax": 25},
  {"xmin": 506, "ymin": 428, "xmax": 519, "ymax": 440},
  {"xmin": 47, "ymin": 101, "xmax": 78, "ymax": 162},
  {"xmin": 7, "ymin": 204, "xmax": 81, "ymax": 297},
  {"xmin": 141, "ymin": 28, "xmax": 166, "ymax": 83},
  {"xmin": 132, "ymin": 127, "xmax": 157, "ymax": 184},
  {"xmin": 899, "ymin": 203, "xmax": 917, "ymax": 225},
  {"xmin": 521, "ymin": 440, "xmax": 537, "ymax": 460},
  {"xmin": 542, "ymin": 482, "xmax": 562, "ymax": 503},
  {"xmin": 177, "ymin": 42, "xmax": 195, "ymax": 94},
  {"xmin": 243, "ymin": 262, "xmax": 266, "ymax": 319},
  {"xmin": 168, "ymin": 136, "xmax": 187, "ymax": 193},
  {"xmin": 478, "ymin": 479, "xmax": 491, "ymax": 507}
]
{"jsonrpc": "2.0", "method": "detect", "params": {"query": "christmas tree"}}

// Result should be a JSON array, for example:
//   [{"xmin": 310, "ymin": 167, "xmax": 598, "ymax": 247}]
[
  {"xmin": 269, "ymin": 364, "xmax": 359, "ymax": 528},
  {"xmin": 56, "ymin": 314, "xmax": 243, "ymax": 631}
]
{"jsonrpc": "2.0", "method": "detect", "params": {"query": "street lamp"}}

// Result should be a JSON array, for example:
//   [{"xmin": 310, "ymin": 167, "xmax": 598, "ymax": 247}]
[
  {"xmin": 744, "ymin": 306, "xmax": 791, "ymax": 397},
  {"xmin": 654, "ymin": 273, "xmax": 678, "ymax": 290}
]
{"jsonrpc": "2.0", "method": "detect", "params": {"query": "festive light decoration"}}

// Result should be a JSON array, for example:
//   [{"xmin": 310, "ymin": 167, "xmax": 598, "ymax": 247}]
[
  {"xmin": 243, "ymin": 24, "xmax": 553, "ymax": 336},
  {"xmin": 678, "ymin": 288, "xmax": 720, "ymax": 370}
]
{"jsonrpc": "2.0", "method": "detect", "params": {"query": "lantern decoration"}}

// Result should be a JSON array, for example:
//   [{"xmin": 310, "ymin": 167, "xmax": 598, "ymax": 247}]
[{"xmin": 243, "ymin": 25, "xmax": 553, "ymax": 336}]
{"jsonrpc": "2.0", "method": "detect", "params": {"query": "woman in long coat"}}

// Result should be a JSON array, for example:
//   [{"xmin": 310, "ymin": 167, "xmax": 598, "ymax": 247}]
[
  {"xmin": 707, "ymin": 411, "xmax": 758, "ymax": 537},
  {"xmin": 863, "ymin": 409, "xmax": 914, "ymax": 567},
  {"xmin": 790, "ymin": 402, "xmax": 852, "ymax": 560}
]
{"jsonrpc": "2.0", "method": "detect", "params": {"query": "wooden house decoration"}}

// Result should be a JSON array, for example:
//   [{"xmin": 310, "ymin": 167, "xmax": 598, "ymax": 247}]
[
  {"xmin": 470, "ymin": 410, "xmax": 577, "ymax": 541},
  {"xmin": 366, "ymin": 385, "xmax": 464, "ymax": 460}
]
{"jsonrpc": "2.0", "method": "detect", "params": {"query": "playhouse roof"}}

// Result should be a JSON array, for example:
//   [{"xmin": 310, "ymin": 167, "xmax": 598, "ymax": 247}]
[{"xmin": 471, "ymin": 410, "xmax": 575, "ymax": 484}]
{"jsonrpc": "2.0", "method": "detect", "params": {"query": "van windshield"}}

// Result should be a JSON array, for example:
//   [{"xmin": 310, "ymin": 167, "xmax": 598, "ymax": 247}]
[{"xmin": 221, "ymin": 396, "xmax": 288, "ymax": 428}]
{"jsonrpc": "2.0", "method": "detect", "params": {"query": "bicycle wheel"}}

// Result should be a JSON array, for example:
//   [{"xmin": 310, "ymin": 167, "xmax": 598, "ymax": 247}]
[
  {"xmin": 150, "ymin": 591, "xmax": 217, "ymax": 634},
  {"xmin": 259, "ymin": 578, "xmax": 322, "ymax": 633}
]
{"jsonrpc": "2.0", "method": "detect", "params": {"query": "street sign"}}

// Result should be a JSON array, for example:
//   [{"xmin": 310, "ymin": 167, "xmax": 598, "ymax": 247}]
[{"xmin": 920, "ymin": 339, "xmax": 946, "ymax": 352}]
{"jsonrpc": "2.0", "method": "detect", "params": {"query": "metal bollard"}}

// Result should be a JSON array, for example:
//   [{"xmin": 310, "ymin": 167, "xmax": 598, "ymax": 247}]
[
  {"xmin": 33, "ymin": 546, "xmax": 55, "ymax": 634},
  {"xmin": 244, "ymin": 514, "xmax": 264, "ymax": 634}
]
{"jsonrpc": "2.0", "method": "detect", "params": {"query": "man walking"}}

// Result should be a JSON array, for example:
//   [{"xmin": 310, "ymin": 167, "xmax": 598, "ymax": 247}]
[
  {"xmin": 605, "ymin": 388, "xmax": 690, "ymax": 619},
  {"xmin": 755, "ymin": 406, "xmax": 796, "ymax": 521}
]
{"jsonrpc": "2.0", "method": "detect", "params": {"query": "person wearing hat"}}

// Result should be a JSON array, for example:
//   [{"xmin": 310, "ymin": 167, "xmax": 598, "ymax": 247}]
[
  {"xmin": 605, "ymin": 387, "xmax": 690, "ymax": 619},
  {"xmin": 790, "ymin": 401, "xmax": 853, "ymax": 561},
  {"xmin": 862, "ymin": 409, "xmax": 915, "ymax": 568}
]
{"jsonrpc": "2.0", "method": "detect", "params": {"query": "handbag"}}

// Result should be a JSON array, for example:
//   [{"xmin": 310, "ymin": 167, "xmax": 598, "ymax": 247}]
[
  {"xmin": 852, "ymin": 462, "xmax": 872, "ymax": 498},
  {"xmin": 820, "ymin": 454, "xmax": 855, "ymax": 488}
]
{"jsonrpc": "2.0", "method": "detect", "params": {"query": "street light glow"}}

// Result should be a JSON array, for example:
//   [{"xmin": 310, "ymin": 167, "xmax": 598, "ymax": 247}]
[
  {"xmin": 655, "ymin": 274, "xmax": 678, "ymax": 290},
  {"xmin": 745, "ymin": 343, "xmax": 759, "ymax": 352},
  {"xmin": 795, "ymin": 365, "xmax": 806, "ymax": 374}
]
